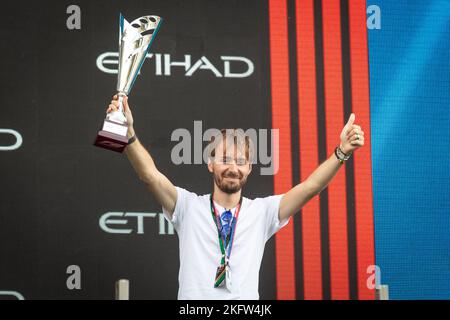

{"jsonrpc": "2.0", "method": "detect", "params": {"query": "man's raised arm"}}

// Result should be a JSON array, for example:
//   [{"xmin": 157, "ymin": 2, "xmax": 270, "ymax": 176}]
[
  {"xmin": 279, "ymin": 113, "xmax": 365, "ymax": 221},
  {"xmin": 107, "ymin": 95, "xmax": 177, "ymax": 216}
]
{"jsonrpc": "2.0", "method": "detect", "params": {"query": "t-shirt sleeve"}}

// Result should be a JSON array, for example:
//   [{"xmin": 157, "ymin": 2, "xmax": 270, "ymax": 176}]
[
  {"xmin": 162, "ymin": 186, "xmax": 191, "ymax": 230},
  {"xmin": 263, "ymin": 194, "xmax": 290, "ymax": 241}
]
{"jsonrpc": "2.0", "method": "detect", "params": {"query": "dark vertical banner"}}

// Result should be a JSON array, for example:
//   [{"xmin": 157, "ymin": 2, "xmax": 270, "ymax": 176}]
[
  {"xmin": 340, "ymin": 0, "xmax": 359, "ymax": 300},
  {"xmin": 0, "ymin": 0, "xmax": 279, "ymax": 299},
  {"xmin": 269, "ymin": 0, "xmax": 375, "ymax": 300}
]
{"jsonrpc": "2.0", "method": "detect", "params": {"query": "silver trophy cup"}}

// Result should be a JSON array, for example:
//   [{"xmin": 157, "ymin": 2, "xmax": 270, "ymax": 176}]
[{"xmin": 94, "ymin": 13, "xmax": 162, "ymax": 153}]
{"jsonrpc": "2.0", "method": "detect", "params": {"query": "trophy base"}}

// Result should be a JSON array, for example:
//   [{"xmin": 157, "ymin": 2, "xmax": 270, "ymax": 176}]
[{"xmin": 94, "ymin": 119, "xmax": 129, "ymax": 153}]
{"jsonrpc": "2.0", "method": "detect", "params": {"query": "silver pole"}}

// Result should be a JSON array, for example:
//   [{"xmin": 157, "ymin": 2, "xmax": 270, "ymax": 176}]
[
  {"xmin": 375, "ymin": 284, "xmax": 389, "ymax": 300},
  {"xmin": 115, "ymin": 279, "xmax": 129, "ymax": 300}
]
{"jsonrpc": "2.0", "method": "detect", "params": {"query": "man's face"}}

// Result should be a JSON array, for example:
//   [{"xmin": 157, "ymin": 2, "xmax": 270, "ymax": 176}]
[{"xmin": 208, "ymin": 141, "xmax": 252, "ymax": 194}]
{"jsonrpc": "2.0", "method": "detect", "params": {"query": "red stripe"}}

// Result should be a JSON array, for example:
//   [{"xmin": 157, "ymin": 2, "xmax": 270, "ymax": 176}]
[
  {"xmin": 348, "ymin": 0, "xmax": 376, "ymax": 300},
  {"xmin": 296, "ymin": 0, "xmax": 323, "ymax": 300},
  {"xmin": 269, "ymin": 0, "xmax": 296, "ymax": 300},
  {"xmin": 322, "ymin": 0, "xmax": 350, "ymax": 299}
]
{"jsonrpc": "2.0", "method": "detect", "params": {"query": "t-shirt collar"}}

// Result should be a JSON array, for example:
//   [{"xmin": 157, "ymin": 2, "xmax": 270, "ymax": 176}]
[{"xmin": 212, "ymin": 200, "xmax": 238, "ymax": 215}]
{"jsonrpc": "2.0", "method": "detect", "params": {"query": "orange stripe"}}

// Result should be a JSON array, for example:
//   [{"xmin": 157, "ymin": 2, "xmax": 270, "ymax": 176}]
[
  {"xmin": 269, "ymin": 0, "xmax": 296, "ymax": 300},
  {"xmin": 296, "ymin": 0, "xmax": 322, "ymax": 300},
  {"xmin": 348, "ymin": 0, "xmax": 376, "ymax": 300},
  {"xmin": 322, "ymin": 0, "xmax": 350, "ymax": 299}
]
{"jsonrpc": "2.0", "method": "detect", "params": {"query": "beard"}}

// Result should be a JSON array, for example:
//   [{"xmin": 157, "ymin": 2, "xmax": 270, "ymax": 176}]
[{"xmin": 213, "ymin": 169, "xmax": 248, "ymax": 194}]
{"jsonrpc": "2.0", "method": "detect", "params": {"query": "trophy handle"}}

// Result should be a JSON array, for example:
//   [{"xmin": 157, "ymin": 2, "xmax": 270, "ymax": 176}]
[{"xmin": 117, "ymin": 92, "xmax": 125, "ymax": 113}]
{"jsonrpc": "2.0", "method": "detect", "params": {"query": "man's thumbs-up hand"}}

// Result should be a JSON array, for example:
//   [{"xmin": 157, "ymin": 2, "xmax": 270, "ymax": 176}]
[{"xmin": 339, "ymin": 113, "xmax": 365, "ymax": 154}]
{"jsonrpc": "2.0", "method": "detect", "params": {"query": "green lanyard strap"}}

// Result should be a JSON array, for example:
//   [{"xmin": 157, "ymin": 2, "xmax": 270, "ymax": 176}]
[{"xmin": 210, "ymin": 194, "xmax": 242, "ymax": 287}]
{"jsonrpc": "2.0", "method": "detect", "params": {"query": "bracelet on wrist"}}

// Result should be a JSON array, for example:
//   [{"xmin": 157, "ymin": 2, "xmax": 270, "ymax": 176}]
[
  {"xmin": 128, "ymin": 134, "xmax": 137, "ymax": 145},
  {"xmin": 334, "ymin": 146, "xmax": 351, "ymax": 164}
]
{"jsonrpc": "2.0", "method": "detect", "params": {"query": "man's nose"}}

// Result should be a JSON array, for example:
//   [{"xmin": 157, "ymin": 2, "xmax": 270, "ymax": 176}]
[
  {"xmin": 225, "ymin": 165, "xmax": 239, "ymax": 176},
  {"xmin": 228, "ymin": 161, "xmax": 237, "ymax": 167}
]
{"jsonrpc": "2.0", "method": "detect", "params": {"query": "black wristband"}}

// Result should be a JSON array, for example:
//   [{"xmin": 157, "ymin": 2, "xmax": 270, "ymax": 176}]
[
  {"xmin": 128, "ymin": 134, "xmax": 137, "ymax": 145},
  {"xmin": 334, "ymin": 146, "xmax": 351, "ymax": 164}
]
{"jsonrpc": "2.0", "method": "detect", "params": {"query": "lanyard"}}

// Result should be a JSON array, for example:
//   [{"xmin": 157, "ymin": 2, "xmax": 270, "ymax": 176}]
[{"xmin": 209, "ymin": 195, "xmax": 242, "ymax": 265}]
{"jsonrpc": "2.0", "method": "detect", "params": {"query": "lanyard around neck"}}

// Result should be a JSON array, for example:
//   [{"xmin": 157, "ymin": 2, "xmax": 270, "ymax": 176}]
[{"xmin": 210, "ymin": 195, "xmax": 242, "ymax": 264}]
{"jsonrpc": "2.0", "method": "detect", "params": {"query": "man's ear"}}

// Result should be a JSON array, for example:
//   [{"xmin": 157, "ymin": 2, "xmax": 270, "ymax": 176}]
[
  {"xmin": 207, "ymin": 159, "xmax": 214, "ymax": 173},
  {"xmin": 247, "ymin": 163, "xmax": 253, "ymax": 175}
]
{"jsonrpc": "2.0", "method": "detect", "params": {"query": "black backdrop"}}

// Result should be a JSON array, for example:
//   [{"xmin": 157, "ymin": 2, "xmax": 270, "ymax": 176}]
[{"xmin": 0, "ymin": 0, "xmax": 278, "ymax": 299}]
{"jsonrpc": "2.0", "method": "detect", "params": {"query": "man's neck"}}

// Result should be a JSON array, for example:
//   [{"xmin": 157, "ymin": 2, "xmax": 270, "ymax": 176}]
[{"xmin": 213, "ymin": 184, "xmax": 242, "ymax": 210}]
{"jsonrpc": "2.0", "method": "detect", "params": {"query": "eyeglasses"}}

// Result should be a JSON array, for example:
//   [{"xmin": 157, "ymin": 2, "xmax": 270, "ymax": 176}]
[{"xmin": 214, "ymin": 156, "xmax": 248, "ymax": 166}]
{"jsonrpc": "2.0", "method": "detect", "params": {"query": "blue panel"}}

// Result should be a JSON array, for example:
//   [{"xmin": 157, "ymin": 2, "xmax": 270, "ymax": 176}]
[{"xmin": 368, "ymin": 0, "xmax": 450, "ymax": 299}]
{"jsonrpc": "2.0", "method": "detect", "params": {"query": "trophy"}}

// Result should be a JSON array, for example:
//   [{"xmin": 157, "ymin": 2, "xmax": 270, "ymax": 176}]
[{"xmin": 94, "ymin": 13, "xmax": 162, "ymax": 153}]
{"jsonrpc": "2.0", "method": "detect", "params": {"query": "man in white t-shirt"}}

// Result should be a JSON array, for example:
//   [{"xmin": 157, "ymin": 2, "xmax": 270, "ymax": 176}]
[{"xmin": 106, "ymin": 95, "xmax": 365, "ymax": 300}]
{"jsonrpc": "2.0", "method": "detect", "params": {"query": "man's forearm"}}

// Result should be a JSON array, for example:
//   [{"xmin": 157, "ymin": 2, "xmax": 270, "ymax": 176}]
[
  {"xmin": 123, "ymin": 127, "xmax": 177, "ymax": 213},
  {"xmin": 124, "ymin": 129, "xmax": 158, "ymax": 184},
  {"xmin": 306, "ymin": 149, "xmax": 345, "ymax": 194}
]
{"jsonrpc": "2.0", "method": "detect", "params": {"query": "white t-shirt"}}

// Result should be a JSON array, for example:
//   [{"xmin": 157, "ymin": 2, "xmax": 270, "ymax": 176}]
[{"xmin": 162, "ymin": 187, "xmax": 290, "ymax": 300}]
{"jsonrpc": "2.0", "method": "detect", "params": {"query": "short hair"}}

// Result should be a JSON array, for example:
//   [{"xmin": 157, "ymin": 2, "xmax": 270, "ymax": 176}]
[{"xmin": 208, "ymin": 128, "xmax": 254, "ymax": 162}]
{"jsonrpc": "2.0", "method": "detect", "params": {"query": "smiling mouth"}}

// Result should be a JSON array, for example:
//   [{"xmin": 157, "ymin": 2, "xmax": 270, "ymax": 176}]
[{"xmin": 224, "ymin": 176, "xmax": 239, "ymax": 180}]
